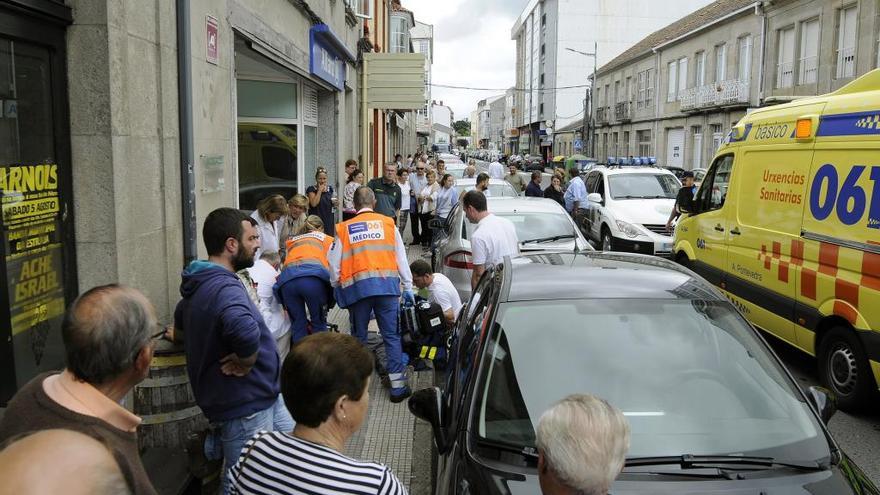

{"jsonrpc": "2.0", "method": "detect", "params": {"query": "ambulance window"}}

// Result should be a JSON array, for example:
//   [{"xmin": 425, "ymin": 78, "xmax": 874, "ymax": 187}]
[{"xmin": 696, "ymin": 154, "xmax": 734, "ymax": 212}]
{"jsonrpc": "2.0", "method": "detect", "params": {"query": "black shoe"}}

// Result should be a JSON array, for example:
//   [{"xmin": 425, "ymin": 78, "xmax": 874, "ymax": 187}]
[{"xmin": 389, "ymin": 385, "xmax": 412, "ymax": 403}]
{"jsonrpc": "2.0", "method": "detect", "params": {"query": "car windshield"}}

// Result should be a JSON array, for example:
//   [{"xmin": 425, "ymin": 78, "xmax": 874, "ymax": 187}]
[
  {"xmin": 448, "ymin": 167, "xmax": 467, "ymax": 179},
  {"xmin": 464, "ymin": 212, "xmax": 575, "ymax": 242},
  {"xmin": 474, "ymin": 299, "xmax": 828, "ymax": 462},
  {"xmin": 454, "ymin": 182, "xmax": 518, "ymax": 198},
  {"xmin": 608, "ymin": 174, "xmax": 679, "ymax": 199}
]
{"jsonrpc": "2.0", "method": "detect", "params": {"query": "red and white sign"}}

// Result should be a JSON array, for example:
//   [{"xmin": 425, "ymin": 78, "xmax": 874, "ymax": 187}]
[{"xmin": 206, "ymin": 15, "xmax": 219, "ymax": 65}]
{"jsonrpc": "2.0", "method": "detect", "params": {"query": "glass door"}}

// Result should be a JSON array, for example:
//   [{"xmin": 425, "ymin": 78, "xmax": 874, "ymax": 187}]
[{"xmin": 0, "ymin": 28, "xmax": 75, "ymax": 405}]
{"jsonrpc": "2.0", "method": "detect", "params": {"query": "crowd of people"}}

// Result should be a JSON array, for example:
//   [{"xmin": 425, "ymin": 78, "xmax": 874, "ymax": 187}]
[{"xmin": 0, "ymin": 154, "xmax": 634, "ymax": 495}]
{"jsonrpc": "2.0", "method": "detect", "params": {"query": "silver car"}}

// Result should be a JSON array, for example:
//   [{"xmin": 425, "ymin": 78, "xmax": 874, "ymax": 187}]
[
  {"xmin": 432, "ymin": 197, "xmax": 593, "ymax": 300},
  {"xmin": 452, "ymin": 178, "xmax": 519, "ymax": 198}
]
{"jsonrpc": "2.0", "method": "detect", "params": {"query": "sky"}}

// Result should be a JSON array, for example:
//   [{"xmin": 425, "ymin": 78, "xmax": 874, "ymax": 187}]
[{"xmin": 404, "ymin": 0, "xmax": 530, "ymax": 123}]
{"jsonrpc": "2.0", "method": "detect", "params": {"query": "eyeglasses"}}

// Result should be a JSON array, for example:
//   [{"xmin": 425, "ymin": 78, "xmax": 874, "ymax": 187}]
[{"xmin": 417, "ymin": 167, "xmax": 425, "ymax": 170}]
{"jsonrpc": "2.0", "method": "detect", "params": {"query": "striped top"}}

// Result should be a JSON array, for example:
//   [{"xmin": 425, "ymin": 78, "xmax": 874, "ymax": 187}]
[{"xmin": 229, "ymin": 431, "xmax": 408, "ymax": 495}]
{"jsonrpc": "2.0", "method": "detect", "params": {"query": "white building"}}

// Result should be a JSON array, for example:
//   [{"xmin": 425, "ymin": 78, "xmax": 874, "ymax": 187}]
[
  {"xmin": 411, "ymin": 20, "xmax": 434, "ymax": 150},
  {"xmin": 431, "ymin": 101, "xmax": 453, "ymax": 147},
  {"xmin": 512, "ymin": 0, "xmax": 714, "ymax": 157}
]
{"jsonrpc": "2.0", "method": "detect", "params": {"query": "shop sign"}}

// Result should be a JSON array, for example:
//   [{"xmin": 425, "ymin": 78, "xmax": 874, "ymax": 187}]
[
  {"xmin": 206, "ymin": 15, "xmax": 219, "ymax": 65},
  {"xmin": 518, "ymin": 134, "xmax": 531, "ymax": 151},
  {"xmin": 310, "ymin": 30, "xmax": 345, "ymax": 91},
  {"xmin": 1, "ymin": 163, "xmax": 66, "ymax": 363}
]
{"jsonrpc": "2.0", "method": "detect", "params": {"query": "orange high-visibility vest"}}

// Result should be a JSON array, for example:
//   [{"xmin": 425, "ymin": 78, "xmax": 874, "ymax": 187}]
[
  {"xmin": 335, "ymin": 211, "xmax": 400, "ymax": 307},
  {"xmin": 283, "ymin": 231, "xmax": 333, "ymax": 270}
]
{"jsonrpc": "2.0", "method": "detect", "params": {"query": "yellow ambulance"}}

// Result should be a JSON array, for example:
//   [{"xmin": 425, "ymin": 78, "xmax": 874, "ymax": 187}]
[{"xmin": 673, "ymin": 70, "xmax": 880, "ymax": 411}]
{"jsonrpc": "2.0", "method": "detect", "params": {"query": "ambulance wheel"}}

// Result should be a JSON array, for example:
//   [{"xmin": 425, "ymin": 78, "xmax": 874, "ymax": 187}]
[{"xmin": 818, "ymin": 326, "xmax": 877, "ymax": 411}]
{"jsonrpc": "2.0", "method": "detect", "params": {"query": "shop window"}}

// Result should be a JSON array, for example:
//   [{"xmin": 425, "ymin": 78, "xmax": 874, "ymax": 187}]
[{"xmin": 237, "ymin": 123, "xmax": 298, "ymax": 211}]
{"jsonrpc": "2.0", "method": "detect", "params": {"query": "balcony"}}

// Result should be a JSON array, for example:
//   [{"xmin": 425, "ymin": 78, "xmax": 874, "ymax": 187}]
[
  {"xmin": 776, "ymin": 61, "xmax": 794, "ymax": 88},
  {"xmin": 596, "ymin": 106, "xmax": 610, "ymax": 125},
  {"xmin": 614, "ymin": 101, "xmax": 632, "ymax": 122},
  {"xmin": 679, "ymin": 79, "xmax": 750, "ymax": 112},
  {"xmin": 798, "ymin": 56, "xmax": 818, "ymax": 85},
  {"xmin": 836, "ymin": 46, "xmax": 855, "ymax": 79}
]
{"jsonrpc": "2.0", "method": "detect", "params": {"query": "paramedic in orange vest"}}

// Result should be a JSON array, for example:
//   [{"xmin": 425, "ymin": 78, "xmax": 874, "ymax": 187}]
[
  {"xmin": 275, "ymin": 215, "xmax": 335, "ymax": 343},
  {"xmin": 328, "ymin": 186, "xmax": 415, "ymax": 402}
]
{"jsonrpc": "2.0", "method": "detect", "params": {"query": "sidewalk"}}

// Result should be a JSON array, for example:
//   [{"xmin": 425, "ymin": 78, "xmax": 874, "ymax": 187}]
[{"xmin": 331, "ymin": 241, "xmax": 435, "ymax": 494}]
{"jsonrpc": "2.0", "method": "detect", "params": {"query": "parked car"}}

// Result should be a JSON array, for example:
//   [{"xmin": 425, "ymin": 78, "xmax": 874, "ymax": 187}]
[
  {"xmin": 445, "ymin": 163, "xmax": 469, "ymax": 179},
  {"xmin": 662, "ymin": 165, "xmax": 688, "ymax": 180},
  {"xmin": 432, "ymin": 197, "xmax": 591, "ymax": 300},
  {"xmin": 692, "ymin": 167, "xmax": 707, "ymax": 186},
  {"xmin": 410, "ymin": 252, "xmax": 879, "ymax": 495},
  {"xmin": 580, "ymin": 166, "xmax": 681, "ymax": 256},
  {"xmin": 522, "ymin": 154, "xmax": 545, "ymax": 172},
  {"xmin": 452, "ymin": 178, "xmax": 518, "ymax": 198}
]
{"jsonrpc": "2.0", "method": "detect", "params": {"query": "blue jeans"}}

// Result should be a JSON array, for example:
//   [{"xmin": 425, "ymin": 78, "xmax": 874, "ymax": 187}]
[
  {"xmin": 278, "ymin": 276, "xmax": 330, "ymax": 343},
  {"xmin": 205, "ymin": 395, "xmax": 294, "ymax": 494},
  {"xmin": 349, "ymin": 295, "xmax": 407, "ymax": 390}
]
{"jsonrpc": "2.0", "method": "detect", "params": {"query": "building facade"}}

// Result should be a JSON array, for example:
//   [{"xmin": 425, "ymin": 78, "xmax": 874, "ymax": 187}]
[
  {"xmin": 431, "ymin": 101, "xmax": 453, "ymax": 147},
  {"xmin": 411, "ymin": 20, "xmax": 433, "ymax": 151},
  {"xmin": 388, "ymin": 1, "xmax": 417, "ymax": 159},
  {"xmin": 592, "ymin": 0, "xmax": 880, "ymax": 171},
  {"xmin": 0, "ymin": 0, "xmax": 427, "ymax": 405},
  {"xmin": 511, "ymin": 0, "xmax": 714, "ymax": 159},
  {"xmin": 488, "ymin": 94, "xmax": 506, "ymax": 151}
]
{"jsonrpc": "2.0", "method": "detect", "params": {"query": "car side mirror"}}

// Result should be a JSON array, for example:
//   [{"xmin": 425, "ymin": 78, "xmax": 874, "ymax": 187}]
[
  {"xmin": 806, "ymin": 386, "xmax": 836, "ymax": 424},
  {"xmin": 587, "ymin": 193, "xmax": 602, "ymax": 204},
  {"xmin": 408, "ymin": 387, "xmax": 450, "ymax": 453}
]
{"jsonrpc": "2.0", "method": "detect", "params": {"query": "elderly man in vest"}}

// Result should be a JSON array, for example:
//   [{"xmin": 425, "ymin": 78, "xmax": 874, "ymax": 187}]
[{"xmin": 328, "ymin": 186, "xmax": 415, "ymax": 402}]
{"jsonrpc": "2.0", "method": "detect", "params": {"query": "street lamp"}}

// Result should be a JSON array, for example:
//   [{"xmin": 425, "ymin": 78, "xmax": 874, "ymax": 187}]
[{"xmin": 566, "ymin": 44, "xmax": 597, "ymax": 157}]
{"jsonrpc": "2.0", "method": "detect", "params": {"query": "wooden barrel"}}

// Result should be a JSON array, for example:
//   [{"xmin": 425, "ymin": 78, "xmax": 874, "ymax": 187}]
[{"xmin": 134, "ymin": 340, "xmax": 207, "ymax": 450}]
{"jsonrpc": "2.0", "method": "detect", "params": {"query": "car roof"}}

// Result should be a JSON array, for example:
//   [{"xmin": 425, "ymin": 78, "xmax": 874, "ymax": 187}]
[
  {"xmin": 596, "ymin": 166, "xmax": 677, "ymax": 176},
  {"xmin": 503, "ymin": 252, "xmax": 724, "ymax": 302},
  {"xmin": 486, "ymin": 196, "xmax": 566, "ymax": 214},
  {"xmin": 455, "ymin": 178, "xmax": 511, "ymax": 185}
]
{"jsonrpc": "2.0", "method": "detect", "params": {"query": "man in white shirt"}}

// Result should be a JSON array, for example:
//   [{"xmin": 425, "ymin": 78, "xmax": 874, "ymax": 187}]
[
  {"xmin": 462, "ymin": 190, "xmax": 520, "ymax": 290},
  {"xmin": 488, "ymin": 159, "xmax": 505, "ymax": 179},
  {"xmin": 409, "ymin": 259, "xmax": 463, "ymax": 324}
]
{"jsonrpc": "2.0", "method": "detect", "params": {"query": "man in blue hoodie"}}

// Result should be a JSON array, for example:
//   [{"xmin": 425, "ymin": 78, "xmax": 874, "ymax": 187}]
[{"xmin": 174, "ymin": 207, "xmax": 293, "ymax": 491}]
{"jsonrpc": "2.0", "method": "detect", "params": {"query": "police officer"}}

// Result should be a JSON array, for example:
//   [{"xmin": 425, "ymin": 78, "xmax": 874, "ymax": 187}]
[
  {"xmin": 275, "ymin": 215, "xmax": 334, "ymax": 343},
  {"xmin": 328, "ymin": 186, "xmax": 415, "ymax": 402},
  {"xmin": 666, "ymin": 171, "xmax": 697, "ymax": 232}
]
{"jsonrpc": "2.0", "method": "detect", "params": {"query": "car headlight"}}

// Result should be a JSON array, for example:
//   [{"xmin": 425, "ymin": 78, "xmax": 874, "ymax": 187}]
[{"xmin": 615, "ymin": 220, "xmax": 640, "ymax": 238}]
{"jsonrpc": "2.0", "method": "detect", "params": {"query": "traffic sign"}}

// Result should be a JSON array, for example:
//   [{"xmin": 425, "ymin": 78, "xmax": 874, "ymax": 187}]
[{"xmin": 574, "ymin": 139, "xmax": 583, "ymax": 150}]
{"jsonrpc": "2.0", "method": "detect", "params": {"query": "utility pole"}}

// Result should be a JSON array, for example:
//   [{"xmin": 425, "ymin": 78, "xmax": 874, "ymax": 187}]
[{"xmin": 566, "ymin": 43, "xmax": 597, "ymax": 156}]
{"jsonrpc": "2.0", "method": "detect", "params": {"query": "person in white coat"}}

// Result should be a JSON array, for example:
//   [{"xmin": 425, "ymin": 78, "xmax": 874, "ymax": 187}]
[
  {"xmin": 246, "ymin": 251, "xmax": 291, "ymax": 358},
  {"xmin": 250, "ymin": 194, "xmax": 288, "ymax": 260}
]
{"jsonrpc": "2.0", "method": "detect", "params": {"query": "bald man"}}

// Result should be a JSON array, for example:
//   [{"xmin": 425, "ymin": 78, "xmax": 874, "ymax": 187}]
[
  {"xmin": 0, "ymin": 284, "xmax": 159, "ymax": 494},
  {"xmin": 0, "ymin": 429, "xmax": 130, "ymax": 495}
]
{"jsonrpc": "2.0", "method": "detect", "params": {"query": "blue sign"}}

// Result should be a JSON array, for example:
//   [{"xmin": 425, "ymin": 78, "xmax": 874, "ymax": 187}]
[
  {"xmin": 309, "ymin": 25, "xmax": 353, "ymax": 91},
  {"xmin": 573, "ymin": 139, "xmax": 583, "ymax": 150}
]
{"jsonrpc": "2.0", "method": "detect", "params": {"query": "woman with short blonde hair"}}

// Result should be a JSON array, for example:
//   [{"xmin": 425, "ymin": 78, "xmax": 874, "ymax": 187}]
[{"xmin": 250, "ymin": 194, "xmax": 289, "ymax": 259}]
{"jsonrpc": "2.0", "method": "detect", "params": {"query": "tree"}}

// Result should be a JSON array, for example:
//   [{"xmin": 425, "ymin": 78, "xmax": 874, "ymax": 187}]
[{"xmin": 453, "ymin": 119, "xmax": 471, "ymax": 136}]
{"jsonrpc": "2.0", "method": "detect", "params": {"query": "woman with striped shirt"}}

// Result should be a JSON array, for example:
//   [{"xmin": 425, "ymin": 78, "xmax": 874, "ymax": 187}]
[{"xmin": 229, "ymin": 332, "xmax": 407, "ymax": 495}]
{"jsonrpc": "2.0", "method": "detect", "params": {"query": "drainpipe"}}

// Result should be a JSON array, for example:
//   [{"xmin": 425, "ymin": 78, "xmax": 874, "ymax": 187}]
[
  {"xmin": 177, "ymin": 0, "xmax": 197, "ymax": 266},
  {"xmin": 757, "ymin": 1, "xmax": 767, "ymax": 105}
]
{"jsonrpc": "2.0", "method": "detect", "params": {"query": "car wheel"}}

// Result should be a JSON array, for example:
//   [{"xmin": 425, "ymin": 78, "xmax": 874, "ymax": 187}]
[
  {"xmin": 818, "ymin": 326, "xmax": 877, "ymax": 411},
  {"xmin": 601, "ymin": 227, "xmax": 613, "ymax": 252}
]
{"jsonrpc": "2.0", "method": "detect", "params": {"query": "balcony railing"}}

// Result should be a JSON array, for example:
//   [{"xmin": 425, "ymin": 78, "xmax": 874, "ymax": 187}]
[
  {"xmin": 836, "ymin": 46, "xmax": 855, "ymax": 79},
  {"xmin": 679, "ymin": 79, "xmax": 750, "ymax": 112},
  {"xmin": 614, "ymin": 101, "xmax": 632, "ymax": 121},
  {"xmin": 776, "ymin": 61, "xmax": 794, "ymax": 88},
  {"xmin": 596, "ymin": 106, "xmax": 610, "ymax": 124},
  {"xmin": 798, "ymin": 56, "xmax": 818, "ymax": 84}
]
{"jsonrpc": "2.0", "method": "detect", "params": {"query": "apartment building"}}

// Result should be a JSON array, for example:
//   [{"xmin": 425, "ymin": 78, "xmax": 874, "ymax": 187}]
[
  {"xmin": 510, "ymin": 0, "xmax": 713, "ymax": 159},
  {"xmin": 411, "ymin": 20, "xmax": 433, "ymax": 150},
  {"xmin": 593, "ymin": 0, "xmax": 880, "ymax": 170}
]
